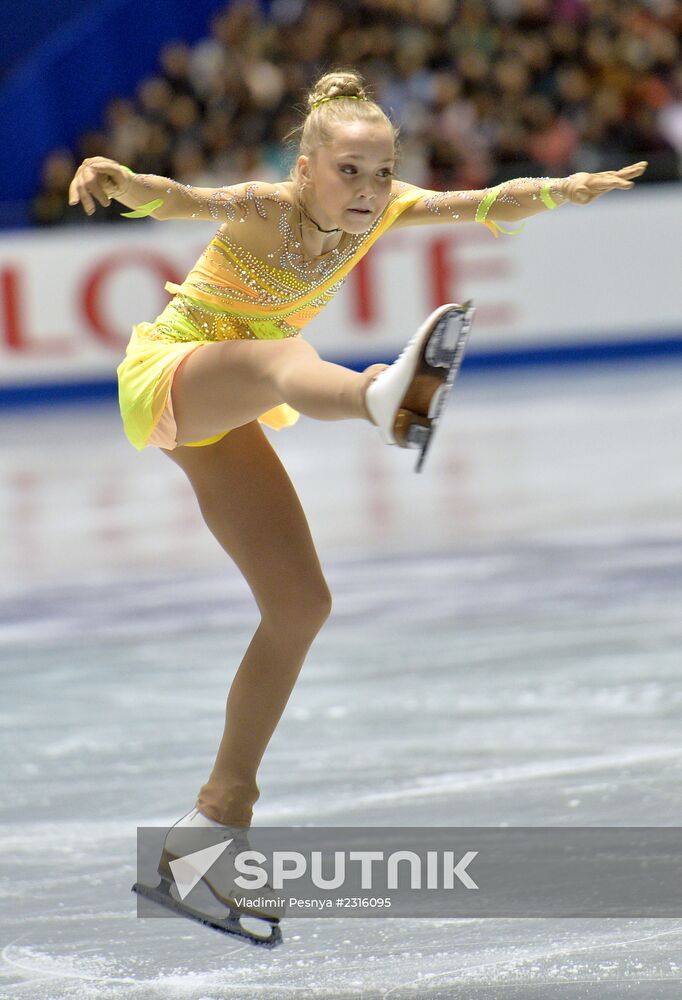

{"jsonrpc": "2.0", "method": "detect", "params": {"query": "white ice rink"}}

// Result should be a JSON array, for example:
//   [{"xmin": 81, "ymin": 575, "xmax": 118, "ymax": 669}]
[{"xmin": 1, "ymin": 359, "xmax": 682, "ymax": 999}]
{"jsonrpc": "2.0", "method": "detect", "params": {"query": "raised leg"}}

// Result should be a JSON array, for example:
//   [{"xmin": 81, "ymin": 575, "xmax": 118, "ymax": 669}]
[{"xmin": 169, "ymin": 335, "xmax": 382, "ymax": 446}]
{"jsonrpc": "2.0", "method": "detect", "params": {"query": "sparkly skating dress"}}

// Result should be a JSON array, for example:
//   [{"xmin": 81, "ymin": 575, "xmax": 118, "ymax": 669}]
[{"xmin": 117, "ymin": 182, "xmax": 425, "ymax": 451}]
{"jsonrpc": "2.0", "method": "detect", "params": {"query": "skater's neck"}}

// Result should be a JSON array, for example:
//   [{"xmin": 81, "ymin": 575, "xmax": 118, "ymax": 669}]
[{"xmin": 298, "ymin": 191, "xmax": 344, "ymax": 258}]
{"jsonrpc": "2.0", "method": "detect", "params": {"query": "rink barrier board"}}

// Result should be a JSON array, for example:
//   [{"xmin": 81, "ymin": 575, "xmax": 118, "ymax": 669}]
[{"xmin": 2, "ymin": 330, "xmax": 681, "ymax": 409}]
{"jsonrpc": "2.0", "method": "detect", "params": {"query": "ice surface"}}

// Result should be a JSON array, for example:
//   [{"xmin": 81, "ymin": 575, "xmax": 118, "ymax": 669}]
[{"xmin": 1, "ymin": 361, "xmax": 681, "ymax": 998}]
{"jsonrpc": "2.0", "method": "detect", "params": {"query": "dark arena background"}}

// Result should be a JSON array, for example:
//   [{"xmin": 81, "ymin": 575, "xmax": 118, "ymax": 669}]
[{"xmin": 1, "ymin": 1, "xmax": 681, "ymax": 997}]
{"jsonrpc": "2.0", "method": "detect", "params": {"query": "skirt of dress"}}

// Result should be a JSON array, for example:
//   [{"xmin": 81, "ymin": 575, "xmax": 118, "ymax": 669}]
[{"xmin": 117, "ymin": 322, "xmax": 300, "ymax": 451}]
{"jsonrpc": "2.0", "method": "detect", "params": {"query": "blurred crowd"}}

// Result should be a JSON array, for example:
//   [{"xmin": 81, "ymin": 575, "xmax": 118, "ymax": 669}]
[{"xmin": 34, "ymin": 0, "xmax": 682, "ymax": 226}]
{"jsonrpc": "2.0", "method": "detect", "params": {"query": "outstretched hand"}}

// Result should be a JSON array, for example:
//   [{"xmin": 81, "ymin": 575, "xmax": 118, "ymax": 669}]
[
  {"xmin": 68, "ymin": 157, "xmax": 132, "ymax": 215},
  {"xmin": 564, "ymin": 161, "xmax": 648, "ymax": 205}
]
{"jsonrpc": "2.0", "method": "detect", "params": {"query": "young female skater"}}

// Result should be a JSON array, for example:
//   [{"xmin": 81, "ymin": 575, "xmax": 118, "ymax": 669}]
[{"xmin": 69, "ymin": 70, "xmax": 646, "ymax": 940}]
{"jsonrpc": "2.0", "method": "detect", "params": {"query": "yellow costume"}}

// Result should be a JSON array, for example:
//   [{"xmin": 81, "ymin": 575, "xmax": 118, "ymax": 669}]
[{"xmin": 117, "ymin": 184, "xmax": 425, "ymax": 450}]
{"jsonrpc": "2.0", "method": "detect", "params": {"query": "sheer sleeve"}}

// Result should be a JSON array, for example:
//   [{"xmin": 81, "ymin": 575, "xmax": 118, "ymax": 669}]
[
  {"xmin": 390, "ymin": 177, "xmax": 568, "ymax": 237},
  {"xmin": 116, "ymin": 175, "xmax": 287, "ymax": 224}
]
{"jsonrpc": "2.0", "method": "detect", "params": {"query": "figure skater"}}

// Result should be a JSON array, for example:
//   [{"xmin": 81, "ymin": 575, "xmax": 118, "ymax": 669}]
[{"xmin": 68, "ymin": 69, "xmax": 647, "ymax": 943}]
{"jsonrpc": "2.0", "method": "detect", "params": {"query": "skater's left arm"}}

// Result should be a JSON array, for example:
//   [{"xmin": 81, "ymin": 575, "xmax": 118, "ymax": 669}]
[{"xmin": 392, "ymin": 162, "xmax": 648, "ymax": 235}]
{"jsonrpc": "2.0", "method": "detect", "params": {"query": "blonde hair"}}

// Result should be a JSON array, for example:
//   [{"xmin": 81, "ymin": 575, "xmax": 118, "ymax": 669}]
[{"xmin": 287, "ymin": 69, "xmax": 400, "ymax": 199}]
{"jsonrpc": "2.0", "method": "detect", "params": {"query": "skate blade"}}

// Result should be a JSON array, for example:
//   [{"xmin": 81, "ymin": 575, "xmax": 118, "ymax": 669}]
[
  {"xmin": 424, "ymin": 301, "xmax": 475, "ymax": 369},
  {"xmin": 410, "ymin": 301, "xmax": 476, "ymax": 473},
  {"xmin": 132, "ymin": 879, "xmax": 283, "ymax": 947}
]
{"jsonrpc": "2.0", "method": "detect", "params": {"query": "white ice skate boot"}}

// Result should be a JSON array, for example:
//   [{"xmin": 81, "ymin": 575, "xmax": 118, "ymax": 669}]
[
  {"xmin": 365, "ymin": 301, "xmax": 475, "ymax": 472},
  {"xmin": 132, "ymin": 808, "xmax": 284, "ymax": 946}
]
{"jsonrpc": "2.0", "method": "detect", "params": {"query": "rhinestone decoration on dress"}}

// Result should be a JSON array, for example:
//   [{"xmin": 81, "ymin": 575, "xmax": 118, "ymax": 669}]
[{"xmin": 148, "ymin": 184, "xmax": 410, "ymax": 344}]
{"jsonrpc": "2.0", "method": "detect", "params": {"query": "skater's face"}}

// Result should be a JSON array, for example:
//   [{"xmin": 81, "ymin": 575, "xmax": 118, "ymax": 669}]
[{"xmin": 298, "ymin": 122, "xmax": 395, "ymax": 233}]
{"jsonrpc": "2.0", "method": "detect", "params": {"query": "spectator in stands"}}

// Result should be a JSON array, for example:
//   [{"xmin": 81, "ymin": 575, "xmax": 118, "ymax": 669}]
[
  {"xmin": 136, "ymin": 76, "xmax": 174, "ymax": 129},
  {"xmin": 31, "ymin": 150, "xmax": 81, "ymax": 226},
  {"xmin": 658, "ymin": 66, "xmax": 682, "ymax": 160},
  {"xmin": 33, "ymin": 0, "xmax": 682, "ymax": 225},
  {"xmin": 159, "ymin": 42, "xmax": 205, "ymax": 108}
]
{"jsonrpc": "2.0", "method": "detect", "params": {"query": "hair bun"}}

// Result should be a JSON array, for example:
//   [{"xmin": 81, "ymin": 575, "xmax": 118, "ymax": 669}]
[
  {"xmin": 307, "ymin": 70, "xmax": 368, "ymax": 112},
  {"xmin": 286, "ymin": 68, "xmax": 399, "ymax": 198}
]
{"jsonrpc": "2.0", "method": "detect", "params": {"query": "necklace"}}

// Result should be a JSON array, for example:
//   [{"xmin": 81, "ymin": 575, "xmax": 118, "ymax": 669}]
[
  {"xmin": 297, "ymin": 204, "xmax": 344, "ymax": 264},
  {"xmin": 276, "ymin": 205, "xmax": 350, "ymax": 279},
  {"xmin": 299, "ymin": 202, "xmax": 342, "ymax": 234}
]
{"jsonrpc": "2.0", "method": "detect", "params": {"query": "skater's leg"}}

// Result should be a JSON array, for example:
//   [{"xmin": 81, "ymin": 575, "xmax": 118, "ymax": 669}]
[
  {"xmin": 163, "ymin": 420, "xmax": 333, "ymax": 827},
  {"xmin": 170, "ymin": 335, "xmax": 382, "ymax": 446}
]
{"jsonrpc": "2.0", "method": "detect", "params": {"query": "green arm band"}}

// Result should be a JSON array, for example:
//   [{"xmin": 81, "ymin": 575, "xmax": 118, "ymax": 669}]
[
  {"xmin": 120, "ymin": 199, "xmax": 164, "ymax": 218},
  {"xmin": 540, "ymin": 180, "xmax": 559, "ymax": 210},
  {"xmin": 118, "ymin": 165, "xmax": 164, "ymax": 218},
  {"xmin": 475, "ymin": 184, "xmax": 503, "ymax": 224},
  {"xmin": 477, "ymin": 178, "xmax": 562, "ymax": 236},
  {"xmin": 476, "ymin": 182, "xmax": 526, "ymax": 237}
]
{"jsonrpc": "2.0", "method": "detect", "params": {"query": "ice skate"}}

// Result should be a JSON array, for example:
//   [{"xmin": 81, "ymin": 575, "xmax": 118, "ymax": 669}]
[
  {"xmin": 365, "ymin": 301, "xmax": 476, "ymax": 472},
  {"xmin": 132, "ymin": 808, "xmax": 284, "ymax": 947}
]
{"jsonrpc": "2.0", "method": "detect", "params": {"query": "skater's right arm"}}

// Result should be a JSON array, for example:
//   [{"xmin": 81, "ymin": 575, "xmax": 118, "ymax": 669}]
[
  {"xmin": 68, "ymin": 157, "xmax": 281, "ymax": 223},
  {"xmin": 69, "ymin": 158, "xmax": 170, "ymax": 219}
]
